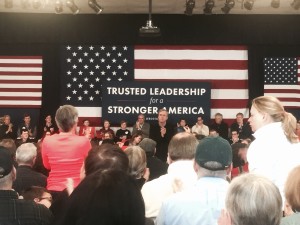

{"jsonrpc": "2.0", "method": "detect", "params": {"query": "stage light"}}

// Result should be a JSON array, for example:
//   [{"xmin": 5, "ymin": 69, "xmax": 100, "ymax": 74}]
[
  {"xmin": 271, "ymin": 0, "xmax": 280, "ymax": 8},
  {"xmin": 221, "ymin": 0, "xmax": 235, "ymax": 14},
  {"xmin": 88, "ymin": 0, "xmax": 103, "ymax": 14},
  {"xmin": 5, "ymin": 0, "xmax": 13, "ymax": 8},
  {"xmin": 291, "ymin": 0, "xmax": 300, "ymax": 9},
  {"xmin": 66, "ymin": 0, "xmax": 79, "ymax": 14},
  {"xmin": 185, "ymin": 0, "xmax": 195, "ymax": 16},
  {"xmin": 243, "ymin": 0, "xmax": 254, "ymax": 10},
  {"xmin": 55, "ymin": 0, "xmax": 63, "ymax": 13},
  {"xmin": 139, "ymin": 0, "xmax": 160, "ymax": 37},
  {"xmin": 21, "ymin": 0, "xmax": 30, "ymax": 8},
  {"xmin": 203, "ymin": 0, "xmax": 215, "ymax": 14},
  {"xmin": 32, "ymin": 0, "xmax": 41, "ymax": 9}
]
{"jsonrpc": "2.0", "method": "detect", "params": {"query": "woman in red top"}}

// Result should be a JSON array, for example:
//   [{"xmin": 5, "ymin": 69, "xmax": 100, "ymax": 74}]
[{"xmin": 42, "ymin": 105, "xmax": 91, "ymax": 195}]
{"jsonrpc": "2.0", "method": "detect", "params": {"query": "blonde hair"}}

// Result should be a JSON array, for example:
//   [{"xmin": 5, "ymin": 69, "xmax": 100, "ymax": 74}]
[
  {"xmin": 124, "ymin": 146, "xmax": 146, "ymax": 179},
  {"xmin": 226, "ymin": 173, "xmax": 282, "ymax": 225},
  {"xmin": 285, "ymin": 165, "xmax": 300, "ymax": 212},
  {"xmin": 252, "ymin": 96, "xmax": 298, "ymax": 143}
]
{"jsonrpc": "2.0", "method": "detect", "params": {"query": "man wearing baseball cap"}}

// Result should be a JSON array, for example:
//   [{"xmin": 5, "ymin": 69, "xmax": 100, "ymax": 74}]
[
  {"xmin": 156, "ymin": 136, "xmax": 232, "ymax": 225},
  {"xmin": 0, "ymin": 146, "xmax": 52, "ymax": 225}
]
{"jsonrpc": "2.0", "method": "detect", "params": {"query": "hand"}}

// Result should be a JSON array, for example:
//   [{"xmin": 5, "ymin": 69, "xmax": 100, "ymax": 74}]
[
  {"xmin": 183, "ymin": 126, "xmax": 191, "ymax": 133},
  {"xmin": 218, "ymin": 209, "xmax": 232, "ymax": 225},
  {"xmin": 143, "ymin": 168, "xmax": 150, "ymax": 182},
  {"xmin": 136, "ymin": 121, "xmax": 140, "ymax": 129},
  {"xmin": 160, "ymin": 127, "xmax": 166, "ymax": 137}
]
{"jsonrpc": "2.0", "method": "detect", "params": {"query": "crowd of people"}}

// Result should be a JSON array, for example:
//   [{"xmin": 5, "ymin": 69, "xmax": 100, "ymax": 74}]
[{"xmin": 0, "ymin": 95, "xmax": 300, "ymax": 225}]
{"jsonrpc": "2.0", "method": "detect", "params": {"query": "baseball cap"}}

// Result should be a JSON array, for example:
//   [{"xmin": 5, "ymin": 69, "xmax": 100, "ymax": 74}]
[
  {"xmin": 195, "ymin": 136, "xmax": 232, "ymax": 171},
  {"xmin": 0, "ymin": 146, "xmax": 13, "ymax": 178}
]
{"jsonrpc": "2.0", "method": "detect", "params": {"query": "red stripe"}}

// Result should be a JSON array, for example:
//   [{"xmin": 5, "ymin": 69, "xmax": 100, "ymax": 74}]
[
  {"xmin": 135, "ymin": 60, "xmax": 248, "ymax": 70},
  {"xmin": 0, "ymin": 88, "xmax": 42, "ymax": 92},
  {"xmin": 0, "ymin": 105, "xmax": 41, "ymax": 108},
  {"xmin": 276, "ymin": 98, "xmax": 300, "ymax": 102},
  {"xmin": 78, "ymin": 117, "xmax": 101, "ymax": 127},
  {"xmin": 0, "ymin": 56, "xmax": 42, "ymax": 59},
  {"xmin": 211, "ymin": 99, "xmax": 249, "ymax": 108},
  {"xmin": 135, "ymin": 79, "xmax": 248, "ymax": 89},
  {"xmin": 0, "ymin": 96, "xmax": 41, "ymax": 100},
  {"xmin": 135, "ymin": 45, "xmax": 248, "ymax": 50},
  {"xmin": 0, "ymin": 80, "xmax": 42, "ymax": 84},
  {"xmin": 0, "ymin": 72, "xmax": 42, "ymax": 76},
  {"xmin": 264, "ymin": 89, "xmax": 300, "ymax": 94},
  {"xmin": 0, "ymin": 63, "xmax": 42, "ymax": 67}
]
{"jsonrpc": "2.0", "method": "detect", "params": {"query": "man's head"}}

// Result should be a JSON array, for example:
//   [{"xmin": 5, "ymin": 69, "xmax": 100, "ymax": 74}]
[
  {"xmin": 20, "ymin": 128, "xmax": 29, "ymax": 140},
  {"xmin": 195, "ymin": 136, "xmax": 232, "ymax": 177},
  {"xmin": 0, "ymin": 146, "xmax": 15, "ymax": 189},
  {"xmin": 158, "ymin": 109, "xmax": 168, "ymax": 124},
  {"xmin": 137, "ymin": 114, "xmax": 145, "ymax": 124},
  {"xmin": 45, "ymin": 115, "xmax": 52, "ymax": 123},
  {"xmin": 167, "ymin": 132, "xmax": 198, "ymax": 164},
  {"xmin": 231, "ymin": 130, "xmax": 239, "ymax": 138},
  {"xmin": 22, "ymin": 186, "xmax": 53, "ymax": 208},
  {"xmin": 16, "ymin": 143, "xmax": 37, "ymax": 166},
  {"xmin": 214, "ymin": 113, "xmax": 223, "ymax": 124},
  {"xmin": 139, "ymin": 138, "xmax": 157, "ymax": 157},
  {"xmin": 236, "ymin": 112, "xmax": 244, "ymax": 124},
  {"xmin": 3, "ymin": 115, "xmax": 11, "ymax": 125},
  {"xmin": 196, "ymin": 116, "xmax": 204, "ymax": 125},
  {"xmin": 178, "ymin": 118, "xmax": 186, "ymax": 127}
]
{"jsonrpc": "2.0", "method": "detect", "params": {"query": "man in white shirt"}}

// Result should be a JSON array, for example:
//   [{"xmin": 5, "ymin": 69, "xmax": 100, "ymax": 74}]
[{"xmin": 191, "ymin": 116, "xmax": 209, "ymax": 136}]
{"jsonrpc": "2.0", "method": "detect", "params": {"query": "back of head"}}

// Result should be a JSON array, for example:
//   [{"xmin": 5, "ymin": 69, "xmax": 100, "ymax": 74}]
[
  {"xmin": 84, "ymin": 144, "xmax": 129, "ymax": 176},
  {"xmin": 168, "ymin": 132, "xmax": 198, "ymax": 161},
  {"xmin": 0, "ymin": 139, "xmax": 17, "ymax": 158},
  {"xmin": 252, "ymin": 96, "xmax": 298, "ymax": 143},
  {"xmin": 0, "ymin": 146, "xmax": 14, "ymax": 187},
  {"xmin": 16, "ymin": 143, "xmax": 37, "ymax": 165},
  {"xmin": 226, "ymin": 173, "xmax": 282, "ymax": 225},
  {"xmin": 285, "ymin": 165, "xmax": 300, "ymax": 212},
  {"xmin": 55, "ymin": 105, "xmax": 78, "ymax": 132},
  {"xmin": 139, "ymin": 138, "xmax": 156, "ymax": 157},
  {"xmin": 22, "ymin": 186, "xmax": 48, "ymax": 200},
  {"xmin": 125, "ymin": 146, "xmax": 147, "ymax": 179}
]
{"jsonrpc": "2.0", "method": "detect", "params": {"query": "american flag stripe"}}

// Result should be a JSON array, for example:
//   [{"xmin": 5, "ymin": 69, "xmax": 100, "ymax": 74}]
[
  {"xmin": 264, "ymin": 58, "xmax": 300, "ymax": 108},
  {"xmin": 0, "ymin": 56, "xmax": 43, "ymax": 108},
  {"xmin": 134, "ymin": 45, "xmax": 249, "ymax": 120}
]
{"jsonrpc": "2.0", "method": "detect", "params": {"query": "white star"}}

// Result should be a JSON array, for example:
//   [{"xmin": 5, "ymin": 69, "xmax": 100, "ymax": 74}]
[
  {"xmin": 118, "ymin": 78, "xmax": 123, "ymax": 81},
  {"xmin": 78, "ymin": 46, "xmax": 83, "ymax": 50},
  {"xmin": 123, "ymin": 46, "xmax": 128, "ymax": 50},
  {"xmin": 84, "ymin": 77, "xmax": 89, "ymax": 82},
  {"xmin": 72, "ymin": 52, "xmax": 77, "ymax": 56},
  {"xmin": 67, "ymin": 71, "xmax": 72, "ymax": 75},
  {"xmin": 73, "ymin": 77, "xmax": 77, "ymax": 82},
  {"xmin": 78, "ymin": 96, "xmax": 83, "ymax": 101},
  {"xmin": 106, "ymin": 65, "xmax": 111, "ymax": 69},
  {"xmin": 95, "ymin": 65, "xmax": 100, "ymax": 69},
  {"xmin": 90, "ymin": 71, "xmax": 94, "ymax": 75},
  {"xmin": 90, "ymin": 83, "xmax": 94, "ymax": 88},
  {"xmin": 84, "ymin": 52, "xmax": 88, "ymax": 57},
  {"xmin": 123, "ymin": 58, "xmax": 128, "ymax": 63},
  {"xmin": 100, "ymin": 46, "xmax": 105, "ymax": 50},
  {"xmin": 84, "ymin": 90, "xmax": 88, "ymax": 94},
  {"xmin": 84, "ymin": 65, "xmax": 89, "ymax": 69},
  {"xmin": 107, "ymin": 77, "xmax": 111, "ymax": 81},
  {"xmin": 95, "ymin": 52, "xmax": 99, "ymax": 57},
  {"xmin": 78, "ymin": 83, "xmax": 83, "ymax": 88},
  {"xmin": 89, "ymin": 46, "xmax": 94, "ymax": 50},
  {"xmin": 112, "ymin": 59, "xmax": 116, "ymax": 63},
  {"xmin": 78, "ymin": 58, "xmax": 83, "ymax": 63},
  {"xmin": 123, "ymin": 71, "xmax": 128, "ymax": 75},
  {"xmin": 95, "ymin": 90, "xmax": 100, "ymax": 94},
  {"xmin": 67, "ymin": 58, "xmax": 71, "ymax": 63},
  {"xmin": 101, "ymin": 58, "xmax": 105, "ymax": 63},
  {"xmin": 112, "ymin": 46, "xmax": 117, "ymax": 50},
  {"xmin": 72, "ymin": 64, "xmax": 77, "ymax": 69},
  {"xmin": 66, "ymin": 96, "xmax": 71, "ymax": 100},
  {"xmin": 95, "ymin": 77, "xmax": 100, "ymax": 82},
  {"xmin": 112, "ymin": 71, "xmax": 117, "ymax": 76},
  {"xmin": 72, "ymin": 90, "xmax": 77, "ymax": 94},
  {"xmin": 67, "ymin": 83, "xmax": 71, "ymax": 88},
  {"xmin": 117, "ymin": 52, "xmax": 122, "ymax": 57},
  {"xmin": 78, "ymin": 71, "xmax": 83, "ymax": 75},
  {"xmin": 89, "ymin": 58, "xmax": 94, "ymax": 63},
  {"xmin": 106, "ymin": 52, "xmax": 111, "ymax": 57},
  {"xmin": 66, "ymin": 46, "xmax": 71, "ymax": 50},
  {"xmin": 118, "ymin": 65, "xmax": 122, "ymax": 69},
  {"xmin": 89, "ymin": 96, "xmax": 94, "ymax": 101},
  {"xmin": 101, "ymin": 71, "xmax": 106, "ymax": 75}
]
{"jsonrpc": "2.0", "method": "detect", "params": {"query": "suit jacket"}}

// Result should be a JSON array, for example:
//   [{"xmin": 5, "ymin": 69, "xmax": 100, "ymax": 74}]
[{"xmin": 132, "ymin": 122, "xmax": 150, "ymax": 138}]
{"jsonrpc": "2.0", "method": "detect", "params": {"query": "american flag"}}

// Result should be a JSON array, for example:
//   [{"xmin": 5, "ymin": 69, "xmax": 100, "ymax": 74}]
[
  {"xmin": 61, "ymin": 45, "xmax": 249, "ymax": 125},
  {"xmin": 264, "ymin": 57, "xmax": 300, "ymax": 108},
  {"xmin": 0, "ymin": 56, "xmax": 43, "ymax": 108}
]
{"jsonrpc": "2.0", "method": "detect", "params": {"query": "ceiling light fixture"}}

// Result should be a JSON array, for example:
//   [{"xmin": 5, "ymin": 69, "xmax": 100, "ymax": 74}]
[
  {"xmin": 55, "ymin": 0, "xmax": 63, "ymax": 13},
  {"xmin": 203, "ymin": 0, "xmax": 215, "ymax": 14},
  {"xmin": 243, "ymin": 0, "xmax": 254, "ymax": 10},
  {"xmin": 5, "ymin": 0, "xmax": 13, "ymax": 8},
  {"xmin": 221, "ymin": 0, "xmax": 235, "ymax": 14},
  {"xmin": 66, "ymin": 0, "xmax": 79, "ymax": 14},
  {"xmin": 185, "ymin": 0, "xmax": 195, "ymax": 16},
  {"xmin": 139, "ymin": 0, "xmax": 160, "ymax": 37},
  {"xmin": 88, "ymin": 0, "xmax": 103, "ymax": 14},
  {"xmin": 291, "ymin": 0, "xmax": 300, "ymax": 9},
  {"xmin": 32, "ymin": 0, "xmax": 41, "ymax": 9},
  {"xmin": 271, "ymin": 0, "xmax": 280, "ymax": 8},
  {"xmin": 21, "ymin": 0, "xmax": 30, "ymax": 8}
]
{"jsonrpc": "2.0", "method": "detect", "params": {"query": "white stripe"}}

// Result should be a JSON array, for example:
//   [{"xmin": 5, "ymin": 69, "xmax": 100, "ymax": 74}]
[
  {"xmin": 211, "ymin": 89, "xmax": 248, "ymax": 99},
  {"xmin": 263, "ymin": 93, "xmax": 300, "ymax": 98},
  {"xmin": 0, "ymin": 100, "xmax": 41, "ymax": 105},
  {"xmin": 0, "ymin": 84, "xmax": 42, "ymax": 88},
  {"xmin": 0, "ymin": 75, "xmax": 42, "ymax": 80},
  {"xmin": 135, "ymin": 69, "xmax": 248, "ymax": 80},
  {"xmin": 281, "ymin": 102, "xmax": 300, "ymax": 107},
  {"xmin": 76, "ymin": 107, "xmax": 102, "ymax": 117},
  {"xmin": 0, "ymin": 67, "xmax": 42, "ymax": 72},
  {"xmin": 0, "ymin": 92, "xmax": 41, "ymax": 97},
  {"xmin": 264, "ymin": 85, "xmax": 300, "ymax": 90},
  {"xmin": 0, "ymin": 59, "xmax": 42, "ymax": 64},
  {"xmin": 135, "ymin": 49, "xmax": 248, "ymax": 60},
  {"xmin": 211, "ymin": 108, "xmax": 249, "ymax": 119}
]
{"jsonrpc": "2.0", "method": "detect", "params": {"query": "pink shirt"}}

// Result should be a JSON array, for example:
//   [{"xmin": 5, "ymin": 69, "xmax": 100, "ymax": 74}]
[{"xmin": 42, "ymin": 133, "xmax": 91, "ymax": 191}]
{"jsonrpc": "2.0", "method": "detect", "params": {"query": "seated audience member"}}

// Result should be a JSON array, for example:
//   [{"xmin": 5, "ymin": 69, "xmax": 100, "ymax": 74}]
[
  {"xmin": 218, "ymin": 173, "xmax": 282, "ymax": 225},
  {"xmin": 281, "ymin": 165, "xmax": 300, "ymax": 225},
  {"xmin": 56, "ymin": 170, "xmax": 145, "ymax": 225},
  {"xmin": 42, "ymin": 105, "xmax": 91, "ymax": 199},
  {"xmin": 22, "ymin": 186, "xmax": 53, "ymax": 209},
  {"xmin": 15, "ymin": 128, "xmax": 35, "ymax": 148},
  {"xmin": 78, "ymin": 119, "xmax": 95, "ymax": 140},
  {"xmin": 175, "ymin": 118, "xmax": 190, "ymax": 133},
  {"xmin": 0, "ymin": 114, "xmax": 15, "ymax": 140},
  {"xmin": 139, "ymin": 138, "xmax": 168, "ymax": 181},
  {"xmin": 231, "ymin": 142, "xmax": 249, "ymax": 179},
  {"xmin": 115, "ymin": 120, "xmax": 131, "ymax": 142},
  {"xmin": 13, "ymin": 143, "xmax": 47, "ymax": 194},
  {"xmin": 210, "ymin": 113, "xmax": 229, "ymax": 140},
  {"xmin": 132, "ymin": 114, "xmax": 150, "ymax": 138},
  {"xmin": 156, "ymin": 136, "xmax": 232, "ymax": 225},
  {"xmin": 230, "ymin": 112, "xmax": 253, "ymax": 140},
  {"xmin": 96, "ymin": 119, "xmax": 115, "ymax": 140},
  {"xmin": 17, "ymin": 113, "xmax": 37, "ymax": 139},
  {"xmin": 209, "ymin": 128, "xmax": 219, "ymax": 137},
  {"xmin": 124, "ymin": 131, "xmax": 143, "ymax": 147},
  {"xmin": 0, "ymin": 146, "xmax": 52, "ymax": 225},
  {"xmin": 229, "ymin": 130, "xmax": 241, "ymax": 145},
  {"xmin": 125, "ymin": 146, "xmax": 149, "ymax": 190},
  {"xmin": 43, "ymin": 115, "xmax": 57, "ymax": 137},
  {"xmin": 99, "ymin": 132, "xmax": 115, "ymax": 145},
  {"xmin": 142, "ymin": 132, "xmax": 198, "ymax": 218},
  {"xmin": 192, "ymin": 115, "xmax": 209, "ymax": 136}
]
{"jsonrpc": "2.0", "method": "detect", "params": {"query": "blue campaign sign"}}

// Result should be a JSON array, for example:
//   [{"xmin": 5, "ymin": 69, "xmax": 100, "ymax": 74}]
[{"xmin": 102, "ymin": 81, "xmax": 211, "ymax": 126}]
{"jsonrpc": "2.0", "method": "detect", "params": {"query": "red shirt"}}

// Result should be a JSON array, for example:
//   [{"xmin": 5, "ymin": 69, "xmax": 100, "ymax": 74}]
[{"xmin": 42, "ymin": 133, "xmax": 91, "ymax": 191}]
